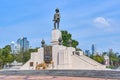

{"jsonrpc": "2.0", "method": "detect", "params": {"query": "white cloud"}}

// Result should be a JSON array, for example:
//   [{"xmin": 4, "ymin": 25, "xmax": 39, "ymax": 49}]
[{"xmin": 93, "ymin": 17, "xmax": 110, "ymax": 27}]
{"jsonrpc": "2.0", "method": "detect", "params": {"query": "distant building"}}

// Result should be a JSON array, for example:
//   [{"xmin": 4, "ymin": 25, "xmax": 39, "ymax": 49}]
[
  {"xmin": 11, "ymin": 41, "xmax": 15, "ymax": 54},
  {"xmin": 10, "ymin": 41, "xmax": 20, "ymax": 54},
  {"xmin": 92, "ymin": 44, "xmax": 96, "ymax": 55},
  {"xmin": 85, "ymin": 50, "xmax": 90, "ymax": 56},
  {"xmin": 17, "ymin": 37, "xmax": 29, "ymax": 52},
  {"xmin": 109, "ymin": 49, "xmax": 113, "ymax": 53}
]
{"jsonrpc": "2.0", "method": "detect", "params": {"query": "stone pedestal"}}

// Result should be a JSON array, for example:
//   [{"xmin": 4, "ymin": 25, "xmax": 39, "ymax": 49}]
[{"xmin": 51, "ymin": 29, "xmax": 62, "ymax": 45}]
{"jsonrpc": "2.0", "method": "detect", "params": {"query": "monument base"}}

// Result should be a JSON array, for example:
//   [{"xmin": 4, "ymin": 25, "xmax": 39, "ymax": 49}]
[
  {"xmin": 51, "ymin": 29, "xmax": 61, "ymax": 45},
  {"xmin": 20, "ymin": 28, "xmax": 106, "ymax": 70}
]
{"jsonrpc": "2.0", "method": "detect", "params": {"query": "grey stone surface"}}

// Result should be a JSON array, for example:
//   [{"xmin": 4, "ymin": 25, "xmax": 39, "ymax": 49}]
[{"xmin": 0, "ymin": 70, "xmax": 120, "ymax": 79}]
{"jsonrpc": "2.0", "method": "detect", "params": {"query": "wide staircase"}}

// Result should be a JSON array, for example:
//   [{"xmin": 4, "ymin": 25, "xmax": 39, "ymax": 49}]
[
  {"xmin": 79, "ymin": 55, "xmax": 103, "ymax": 66},
  {"xmin": 73, "ymin": 54, "xmax": 106, "ymax": 70}
]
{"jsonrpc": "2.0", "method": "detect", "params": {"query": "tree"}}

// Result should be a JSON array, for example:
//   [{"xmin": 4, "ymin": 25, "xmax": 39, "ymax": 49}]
[
  {"xmin": 0, "ymin": 57, "xmax": 3, "ymax": 69},
  {"xmin": 15, "ymin": 53, "xmax": 23, "ymax": 62},
  {"xmin": 29, "ymin": 47, "xmax": 39, "ymax": 52},
  {"xmin": 93, "ymin": 55, "xmax": 105, "ymax": 64},
  {"xmin": 0, "ymin": 45, "xmax": 14, "ymax": 65},
  {"xmin": 0, "ymin": 49, "xmax": 2, "ymax": 54},
  {"xmin": 15, "ymin": 52, "xmax": 30, "ymax": 63},
  {"xmin": 102, "ymin": 52, "xmax": 108, "ymax": 56},
  {"xmin": 109, "ymin": 51, "xmax": 119, "ymax": 66},
  {"xmin": 2, "ymin": 45, "xmax": 11, "ymax": 56},
  {"xmin": 15, "ymin": 48, "xmax": 38, "ymax": 63},
  {"xmin": 61, "ymin": 30, "xmax": 79, "ymax": 48},
  {"xmin": 2, "ymin": 54, "xmax": 14, "ymax": 63},
  {"xmin": 3, "ymin": 45, "xmax": 11, "ymax": 51}
]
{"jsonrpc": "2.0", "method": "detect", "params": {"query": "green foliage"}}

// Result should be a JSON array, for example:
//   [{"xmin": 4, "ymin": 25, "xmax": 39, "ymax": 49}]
[
  {"xmin": 2, "ymin": 45, "xmax": 11, "ymax": 57},
  {"xmin": 61, "ymin": 30, "xmax": 71, "ymax": 47},
  {"xmin": 15, "ymin": 52, "xmax": 30, "ymax": 63},
  {"xmin": 0, "ymin": 57, "xmax": 3, "ymax": 69},
  {"xmin": 0, "ymin": 45, "xmax": 14, "ymax": 64},
  {"xmin": 76, "ymin": 48, "xmax": 82, "ymax": 51},
  {"xmin": 29, "ymin": 47, "xmax": 39, "ymax": 52},
  {"xmin": 93, "ymin": 55, "xmax": 105, "ymax": 64},
  {"xmin": 72, "ymin": 40, "xmax": 79, "ymax": 48},
  {"xmin": 106, "ymin": 66, "xmax": 114, "ymax": 69},
  {"xmin": 61, "ymin": 30, "xmax": 79, "ymax": 48},
  {"xmin": 102, "ymin": 52, "xmax": 108, "ymax": 56},
  {"xmin": 0, "ymin": 49, "xmax": 2, "ymax": 54},
  {"xmin": 14, "ymin": 53, "xmax": 23, "ymax": 62},
  {"xmin": 0, "ymin": 58, "xmax": 2, "ymax": 63},
  {"xmin": 109, "ymin": 51, "xmax": 119, "ymax": 66},
  {"xmin": 3, "ymin": 45, "xmax": 11, "ymax": 51},
  {"xmin": 1, "ymin": 54, "xmax": 14, "ymax": 63},
  {"xmin": 90, "ymin": 51, "xmax": 120, "ymax": 66},
  {"xmin": 15, "ymin": 48, "xmax": 38, "ymax": 63},
  {"xmin": 22, "ymin": 52, "xmax": 30, "ymax": 63}
]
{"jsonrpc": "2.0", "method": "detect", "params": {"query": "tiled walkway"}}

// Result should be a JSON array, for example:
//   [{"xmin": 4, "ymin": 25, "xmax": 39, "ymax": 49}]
[{"xmin": 0, "ymin": 75, "xmax": 118, "ymax": 80}]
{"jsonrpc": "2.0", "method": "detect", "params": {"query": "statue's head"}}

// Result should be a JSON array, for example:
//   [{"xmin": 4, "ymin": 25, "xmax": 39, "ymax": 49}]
[{"xmin": 55, "ymin": 8, "xmax": 59, "ymax": 13}]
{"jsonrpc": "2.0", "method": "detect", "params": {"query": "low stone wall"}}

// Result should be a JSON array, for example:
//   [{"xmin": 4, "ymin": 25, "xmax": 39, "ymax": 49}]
[{"xmin": 0, "ymin": 70, "xmax": 120, "ymax": 79}]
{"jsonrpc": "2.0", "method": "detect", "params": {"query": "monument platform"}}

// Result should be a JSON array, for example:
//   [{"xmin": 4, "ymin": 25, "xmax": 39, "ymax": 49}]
[{"xmin": 20, "ymin": 29, "xmax": 106, "ymax": 70}]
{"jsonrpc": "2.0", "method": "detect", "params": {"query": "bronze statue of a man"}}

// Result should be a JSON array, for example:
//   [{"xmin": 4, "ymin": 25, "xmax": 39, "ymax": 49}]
[{"xmin": 53, "ymin": 8, "xmax": 60, "ymax": 29}]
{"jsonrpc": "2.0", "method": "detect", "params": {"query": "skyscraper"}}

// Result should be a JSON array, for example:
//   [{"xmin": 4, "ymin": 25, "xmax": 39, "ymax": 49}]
[
  {"xmin": 10, "ymin": 41, "xmax": 20, "ymax": 54},
  {"xmin": 92, "ymin": 44, "xmax": 96, "ymax": 55},
  {"xmin": 11, "ymin": 41, "xmax": 15, "ymax": 54},
  {"xmin": 17, "ymin": 37, "xmax": 29, "ymax": 52}
]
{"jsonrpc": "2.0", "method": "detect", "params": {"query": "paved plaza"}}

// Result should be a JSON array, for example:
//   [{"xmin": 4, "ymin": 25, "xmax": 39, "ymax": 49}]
[
  {"xmin": 0, "ymin": 75, "xmax": 118, "ymax": 80},
  {"xmin": 0, "ymin": 70, "xmax": 120, "ymax": 80}
]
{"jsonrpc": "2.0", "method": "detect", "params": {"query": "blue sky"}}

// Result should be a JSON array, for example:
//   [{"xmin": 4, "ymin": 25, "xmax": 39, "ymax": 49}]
[{"xmin": 0, "ymin": 0, "xmax": 120, "ymax": 53}]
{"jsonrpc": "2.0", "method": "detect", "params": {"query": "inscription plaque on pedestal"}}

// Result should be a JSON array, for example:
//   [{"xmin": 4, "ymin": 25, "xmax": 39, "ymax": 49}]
[{"xmin": 44, "ymin": 46, "xmax": 52, "ymax": 63}]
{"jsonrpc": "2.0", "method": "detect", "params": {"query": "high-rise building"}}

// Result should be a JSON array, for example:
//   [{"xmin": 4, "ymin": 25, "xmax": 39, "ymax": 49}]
[
  {"xmin": 92, "ymin": 44, "xmax": 96, "ymax": 55},
  {"xmin": 11, "ymin": 41, "xmax": 15, "ymax": 54},
  {"xmin": 17, "ymin": 37, "xmax": 29, "ymax": 52},
  {"xmin": 10, "ymin": 41, "xmax": 19, "ymax": 54}
]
